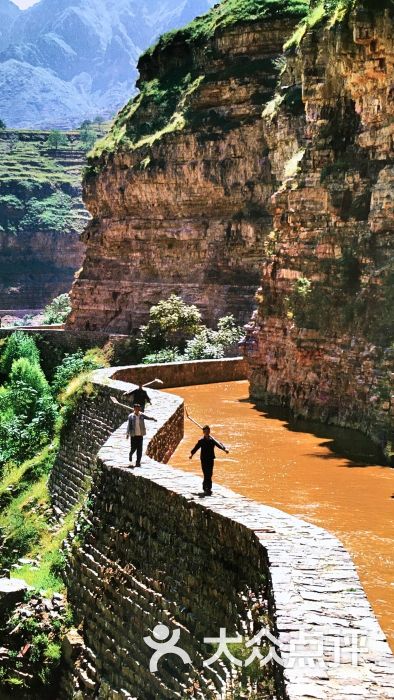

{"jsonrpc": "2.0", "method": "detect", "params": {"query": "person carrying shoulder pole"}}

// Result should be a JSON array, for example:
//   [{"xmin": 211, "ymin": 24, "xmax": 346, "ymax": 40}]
[
  {"xmin": 126, "ymin": 403, "xmax": 157, "ymax": 468},
  {"xmin": 189, "ymin": 425, "xmax": 229, "ymax": 496},
  {"xmin": 123, "ymin": 382, "xmax": 152, "ymax": 411}
]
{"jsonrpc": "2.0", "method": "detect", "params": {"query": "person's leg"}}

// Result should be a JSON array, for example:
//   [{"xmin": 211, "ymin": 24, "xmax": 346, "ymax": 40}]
[
  {"xmin": 202, "ymin": 460, "xmax": 214, "ymax": 493},
  {"xmin": 206, "ymin": 461, "xmax": 213, "ymax": 493},
  {"xmin": 135, "ymin": 436, "xmax": 143, "ymax": 466},
  {"xmin": 129, "ymin": 437, "xmax": 137, "ymax": 463}
]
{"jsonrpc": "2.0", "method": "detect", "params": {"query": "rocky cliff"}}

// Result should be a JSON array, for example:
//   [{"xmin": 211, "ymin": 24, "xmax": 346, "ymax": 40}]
[
  {"xmin": 0, "ymin": 0, "xmax": 215, "ymax": 129},
  {"xmin": 243, "ymin": 0, "xmax": 394, "ymax": 463},
  {"xmin": 68, "ymin": 0, "xmax": 393, "ymax": 461},
  {"xmin": 66, "ymin": 0, "xmax": 309, "ymax": 332},
  {"xmin": 0, "ymin": 129, "xmax": 86, "ymax": 311}
]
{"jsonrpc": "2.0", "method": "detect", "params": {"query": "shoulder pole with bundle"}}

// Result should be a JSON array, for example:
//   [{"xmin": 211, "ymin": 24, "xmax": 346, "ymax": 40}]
[{"xmin": 110, "ymin": 378, "xmax": 164, "ymax": 411}]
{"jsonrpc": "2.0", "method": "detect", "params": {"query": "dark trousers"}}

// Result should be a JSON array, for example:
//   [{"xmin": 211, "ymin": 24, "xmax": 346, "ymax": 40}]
[
  {"xmin": 201, "ymin": 459, "xmax": 214, "ymax": 492},
  {"xmin": 129, "ymin": 436, "xmax": 143, "ymax": 465}
]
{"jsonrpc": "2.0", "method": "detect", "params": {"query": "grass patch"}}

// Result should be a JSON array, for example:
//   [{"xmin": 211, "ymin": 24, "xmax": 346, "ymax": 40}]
[
  {"xmin": 283, "ymin": 148, "xmax": 305, "ymax": 178},
  {"xmin": 15, "ymin": 506, "xmax": 78, "ymax": 594},
  {"xmin": 283, "ymin": 0, "xmax": 360, "ymax": 53}
]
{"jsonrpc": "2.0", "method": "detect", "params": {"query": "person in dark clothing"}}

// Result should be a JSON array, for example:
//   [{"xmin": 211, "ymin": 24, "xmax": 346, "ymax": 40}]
[
  {"xmin": 124, "ymin": 382, "xmax": 151, "ymax": 411},
  {"xmin": 189, "ymin": 425, "xmax": 229, "ymax": 495}
]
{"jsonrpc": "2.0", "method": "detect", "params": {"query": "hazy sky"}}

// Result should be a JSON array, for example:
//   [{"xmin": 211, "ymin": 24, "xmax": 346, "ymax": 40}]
[{"xmin": 12, "ymin": 0, "xmax": 40, "ymax": 9}]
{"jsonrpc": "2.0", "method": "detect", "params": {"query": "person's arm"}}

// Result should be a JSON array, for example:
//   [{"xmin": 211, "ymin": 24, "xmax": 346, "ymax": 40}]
[
  {"xmin": 142, "ymin": 413, "xmax": 157, "ymax": 422},
  {"xmin": 213, "ymin": 438, "xmax": 229, "ymax": 454},
  {"xmin": 189, "ymin": 440, "xmax": 201, "ymax": 459},
  {"xmin": 126, "ymin": 415, "xmax": 132, "ymax": 438},
  {"xmin": 144, "ymin": 390, "xmax": 151, "ymax": 405}
]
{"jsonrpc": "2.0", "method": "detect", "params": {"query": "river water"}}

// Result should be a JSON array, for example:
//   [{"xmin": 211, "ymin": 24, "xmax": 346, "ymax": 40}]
[{"xmin": 167, "ymin": 380, "xmax": 394, "ymax": 651}]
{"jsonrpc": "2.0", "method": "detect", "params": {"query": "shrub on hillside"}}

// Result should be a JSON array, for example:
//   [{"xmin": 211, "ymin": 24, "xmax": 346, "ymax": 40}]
[
  {"xmin": 43, "ymin": 293, "xmax": 71, "ymax": 325},
  {"xmin": 0, "ymin": 331, "xmax": 40, "ymax": 376},
  {"xmin": 51, "ymin": 348, "xmax": 107, "ymax": 397},
  {"xmin": 138, "ymin": 294, "xmax": 202, "ymax": 355},
  {"xmin": 24, "ymin": 192, "xmax": 74, "ymax": 234},
  {"xmin": 0, "ymin": 358, "xmax": 57, "ymax": 467}
]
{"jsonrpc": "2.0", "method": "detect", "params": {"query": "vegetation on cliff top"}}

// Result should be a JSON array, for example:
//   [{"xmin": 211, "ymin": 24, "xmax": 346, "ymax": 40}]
[
  {"xmin": 88, "ymin": 0, "xmax": 308, "ymax": 166},
  {"xmin": 143, "ymin": 0, "xmax": 309, "ymax": 57},
  {"xmin": 0, "ymin": 125, "xmax": 107, "ymax": 237},
  {"xmin": 285, "ymin": 0, "xmax": 394, "ymax": 51}
]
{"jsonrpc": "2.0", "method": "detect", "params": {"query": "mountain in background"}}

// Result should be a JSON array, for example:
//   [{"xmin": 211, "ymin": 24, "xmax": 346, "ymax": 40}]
[
  {"xmin": 0, "ymin": 0, "xmax": 20, "ymax": 51},
  {"xmin": 0, "ymin": 0, "xmax": 215, "ymax": 128}
]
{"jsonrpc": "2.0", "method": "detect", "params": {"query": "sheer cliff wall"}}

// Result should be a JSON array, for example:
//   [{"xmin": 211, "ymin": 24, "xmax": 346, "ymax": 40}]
[
  {"xmin": 49, "ymin": 365, "xmax": 394, "ymax": 700},
  {"xmin": 66, "ymin": 4, "xmax": 307, "ymax": 333},
  {"xmin": 243, "ymin": 2, "xmax": 394, "ymax": 464}
]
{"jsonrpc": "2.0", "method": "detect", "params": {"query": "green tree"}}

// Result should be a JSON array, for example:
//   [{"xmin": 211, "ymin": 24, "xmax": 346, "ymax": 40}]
[
  {"xmin": 8, "ymin": 357, "xmax": 52, "ymax": 419},
  {"xmin": 80, "ymin": 126, "xmax": 97, "ymax": 151},
  {"xmin": 24, "ymin": 192, "xmax": 74, "ymax": 234},
  {"xmin": 0, "ymin": 357, "xmax": 57, "ymax": 466},
  {"xmin": 1, "ymin": 331, "xmax": 40, "ymax": 377},
  {"xmin": 43, "ymin": 293, "xmax": 71, "ymax": 325},
  {"xmin": 138, "ymin": 294, "xmax": 202, "ymax": 355},
  {"xmin": 46, "ymin": 130, "xmax": 68, "ymax": 151},
  {"xmin": 0, "ymin": 118, "xmax": 6, "ymax": 129},
  {"xmin": 184, "ymin": 315, "xmax": 243, "ymax": 360}
]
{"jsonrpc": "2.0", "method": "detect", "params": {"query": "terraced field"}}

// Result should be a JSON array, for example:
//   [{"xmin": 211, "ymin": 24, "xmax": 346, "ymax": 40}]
[{"xmin": 0, "ymin": 126, "xmax": 106, "ymax": 312}]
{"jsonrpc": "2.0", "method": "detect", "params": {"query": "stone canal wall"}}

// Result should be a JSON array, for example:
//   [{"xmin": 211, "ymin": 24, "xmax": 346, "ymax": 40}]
[
  {"xmin": 52, "ymin": 365, "xmax": 394, "ymax": 699},
  {"xmin": 112, "ymin": 357, "xmax": 248, "ymax": 388},
  {"xmin": 49, "ymin": 368, "xmax": 185, "ymax": 514},
  {"xmin": 49, "ymin": 358, "xmax": 246, "ymax": 515}
]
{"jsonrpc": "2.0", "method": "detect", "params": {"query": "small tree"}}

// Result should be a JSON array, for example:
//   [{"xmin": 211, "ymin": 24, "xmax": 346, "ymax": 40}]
[
  {"xmin": 184, "ymin": 315, "xmax": 243, "ymax": 361},
  {"xmin": 80, "ymin": 126, "xmax": 96, "ymax": 151},
  {"xmin": 0, "ymin": 119, "xmax": 6, "ymax": 129},
  {"xmin": 0, "ymin": 331, "xmax": 40, "ymax": 377},
  {"xmin": 43, "ymin": 293, "xmax": 71, "ymax": 325},
  {"xmin": 0, "ymin": 357, "xmax": 57, "ymax": 464},
  {"xmin": 46, "ymin": 130, "xmax": 68, "ymax": 151},
  {"xmin": 7, "ymin": 133, "xmax": 19, "ymax": 153},
  {"xmin": 138, "ymin": 295, "xmax": 202, "ymax": 355},
  {"xmin": 8, "ymin": 357, "xmax": 51, "ymax": 419}
]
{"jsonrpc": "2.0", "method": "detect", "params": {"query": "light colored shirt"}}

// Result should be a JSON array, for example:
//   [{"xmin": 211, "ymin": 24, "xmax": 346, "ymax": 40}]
[{"xmin": 134, "ymin": 414, "xmax": 142, "ymax": 436}]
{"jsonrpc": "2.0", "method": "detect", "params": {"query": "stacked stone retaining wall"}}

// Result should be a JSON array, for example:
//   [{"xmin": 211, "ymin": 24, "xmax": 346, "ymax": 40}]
[
  {"xmin": 112, "ymin": 357, "xmax": 248, "ymax": 388},
  {"xmin": 49, "ymin": 360, "xmax": 246, "ymax": 514},
  {"xmin": 52, "ymin": 365, "xmax": 394, "ymax": 700}
]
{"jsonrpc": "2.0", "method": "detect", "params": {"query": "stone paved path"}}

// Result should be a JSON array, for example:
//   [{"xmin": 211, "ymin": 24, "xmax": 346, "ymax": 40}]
[{"xmin": 99, "ymin": 380, "xmax": 394, "ymax": 700}]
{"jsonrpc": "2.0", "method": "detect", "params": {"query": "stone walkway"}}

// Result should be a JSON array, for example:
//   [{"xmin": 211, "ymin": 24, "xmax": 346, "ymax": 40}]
[{"xmin": 98, "ymin": 378, "xmax": 394, "ymax": 700}]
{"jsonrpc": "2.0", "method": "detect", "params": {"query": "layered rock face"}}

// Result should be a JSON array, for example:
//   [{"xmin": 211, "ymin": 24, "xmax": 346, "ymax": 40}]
[
  {"xmin": 67, "ymin": 4, "xmax": 307, "ymax": 332},
  {"xmin": 0, "ymin": 130, "xmax": 86, "ymax": 310},
  {"xmin": 68, "ymin": 0, "xmax": 393, "ymax": 459},
  {"xmin": 244, "ymin": 3, "xmax": 394, "ymax": 462}
]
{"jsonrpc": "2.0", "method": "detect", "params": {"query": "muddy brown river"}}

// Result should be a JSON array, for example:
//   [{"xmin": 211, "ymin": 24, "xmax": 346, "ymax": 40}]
[{"xmin": 167, "ymin": 380, "xmax": 394, "ymax": 651}]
